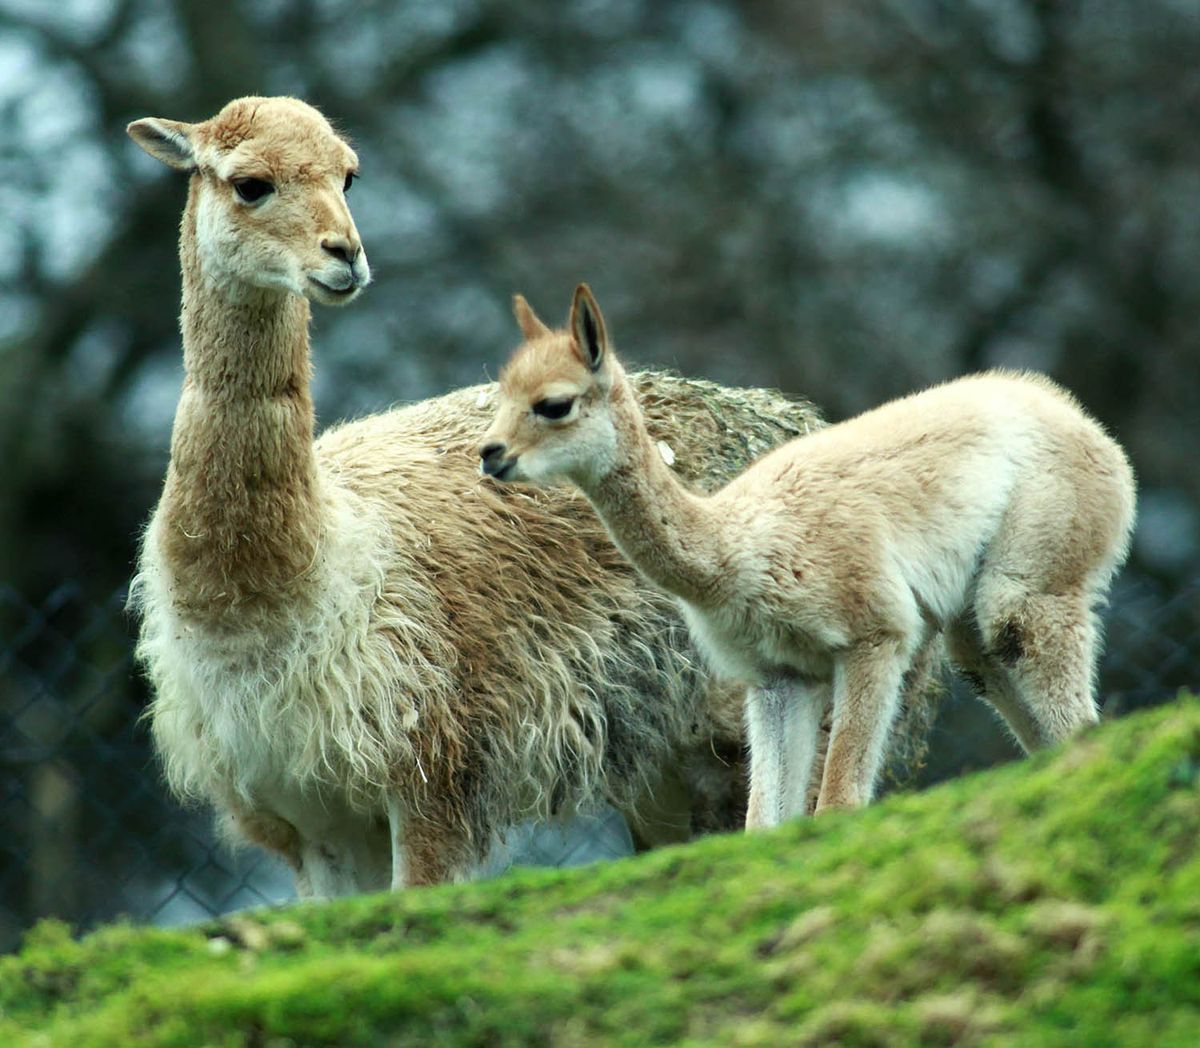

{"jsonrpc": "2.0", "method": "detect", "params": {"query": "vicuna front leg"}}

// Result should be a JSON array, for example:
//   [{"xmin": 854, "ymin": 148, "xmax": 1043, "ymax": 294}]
[
  {"xmin": 387, "ymin": 796, "xmax": 407, "ymax": 891},
  {"xmin": 745, "ymin": 676, "xmax": 825, "ymax": 829},
  {"xmin": 817, "ymin": 637, "xmax": 909, "ymax": 812}
]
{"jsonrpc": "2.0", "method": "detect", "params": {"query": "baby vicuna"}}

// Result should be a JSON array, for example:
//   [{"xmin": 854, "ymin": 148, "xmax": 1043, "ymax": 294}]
[{"xmin": 480, "ymin": 285, "xmax": 1135, "ymax": 825}]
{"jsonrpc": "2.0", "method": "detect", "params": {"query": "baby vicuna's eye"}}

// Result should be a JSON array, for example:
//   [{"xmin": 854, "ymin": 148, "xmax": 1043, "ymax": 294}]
[
  {"xmin": 233, "ymin": 177, "xmax": 274, "ymax": 202},
  {"xmin": 532, "ymin": 397, "xmax": 575, "ymax": 420}
]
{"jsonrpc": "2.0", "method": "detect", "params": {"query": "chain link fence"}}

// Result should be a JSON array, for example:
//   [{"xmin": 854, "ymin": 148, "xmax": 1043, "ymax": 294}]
[{"xmin": 2, "ymin": 574, "xmax": 1198, "ymax": 953}]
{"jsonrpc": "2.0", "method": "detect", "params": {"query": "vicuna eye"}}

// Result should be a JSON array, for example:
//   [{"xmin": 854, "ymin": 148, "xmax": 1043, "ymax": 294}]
[
  {"xmin": 343, "ymin": 171, "xmax": 357, "ymax": 193},
  {"xmin": 532, "ymin": 397, "xmax": 575, "ymax": 421},
  {"xmin": 233, "ymin": 177, "xmax": 274, "ymax": 203}
]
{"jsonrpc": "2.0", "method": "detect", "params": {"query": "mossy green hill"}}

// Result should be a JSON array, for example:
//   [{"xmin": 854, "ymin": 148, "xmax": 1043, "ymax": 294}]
[{"xmin": 4, "ymin": 698, "xmax": 1199, "ymax": 1047}]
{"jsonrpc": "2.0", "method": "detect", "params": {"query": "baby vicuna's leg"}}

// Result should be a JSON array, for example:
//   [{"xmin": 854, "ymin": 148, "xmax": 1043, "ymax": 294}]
[
  {"xmin": 745, "ymin": 676, "xmax": 824, "ymax": 829},
  {"xmin": 946, "ymin": 614, "xmax": 1047, "ymax": 752},
  {"xmin": 817, "ymin": 637, "xmax": 909, "ymax": 812},
  {"xmin": 971, "ymin": 417, "xmax": 1131, "ymax": 747},
  {"xmin": 979, "ymin": 588, "xmax": 1101, "ymax": 748},
  {"xmin": 973, "ymin": 496, "xmax": 1108, "ymax": 747}
]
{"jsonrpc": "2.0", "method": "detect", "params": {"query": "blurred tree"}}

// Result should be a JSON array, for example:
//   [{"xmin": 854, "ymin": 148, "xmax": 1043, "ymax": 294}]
[{"xmin": 1, "ymin": 0, "xmax": 1196, "ymax": 599}]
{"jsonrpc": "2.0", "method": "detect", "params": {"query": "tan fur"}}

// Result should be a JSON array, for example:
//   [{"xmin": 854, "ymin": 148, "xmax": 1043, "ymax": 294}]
[
  {"xmin": 132, "ymin": 98, "xmax": 921, "ymax": 894},
  {"xmin": 482, "ymin": 285, "xmax": 1136, "ymax": 824}
]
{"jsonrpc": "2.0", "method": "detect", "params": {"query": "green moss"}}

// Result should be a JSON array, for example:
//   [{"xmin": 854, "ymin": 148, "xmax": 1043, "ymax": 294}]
[{"xmin": 4, "ymin": 697, "xmax": 1200, "ymax": 1047}]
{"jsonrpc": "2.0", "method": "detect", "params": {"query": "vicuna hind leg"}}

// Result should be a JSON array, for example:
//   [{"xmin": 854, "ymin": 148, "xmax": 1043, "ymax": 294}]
[
  {"xmin": 977, "ymin": 589, "xmax": 1100, "ymax": 748},
  {"xmin": 946, "ymin": 615, "xmax": 1046, "ymax": 752},
  {"xmin": 817, "ymin": 636, "xmax": 909, "ymax": 812},
  {"xmin": 388, "ymin": 796, "xmax": 477, "ymax": 888},
  {"xmin": 745, "ymin": 676, "xmax": 825, "ymax": 830},
  {"xmin": 969, "ymin": 464, "xmax": 1124, "ymax": 750}
]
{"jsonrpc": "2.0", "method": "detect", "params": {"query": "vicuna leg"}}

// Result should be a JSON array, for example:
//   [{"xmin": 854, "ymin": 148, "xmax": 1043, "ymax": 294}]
[
  {"xmin": 971, "ymin": 477, "xmax": 1118, "ymax": 749},
  {"xmin": 745, "ymin": 677, "xmax": 824, "ymax": 829},
  {"xmin": 978, "ymin": 591, "xmax": 1101, "ymax": 748},
  {"xmin": 817, "ymin": 637, "xmax": 908, "ymax": 812},
  {"xmin": 783, "ymin": 684, "xmax": 830, "ymax": 819},
  {"xmin": 294, "ymin": 840, "xmax": 369, "ymax": 898},
  {"xmin": 874, "ymin": 633, "xmax": 943, "ymax": 783},
  {"xmin": 387, "ymin": 796, "xmax": 407, "ymax": 891},
  {"xmin": 745, "ymin": 682, "xmax": 785, "ymax": 830},
  {"xmin": 946, "ymin": 615, "xmax": 1046, "ymax": 752},
  {"xmin": 224, "ymin": 805, "xmax": 376, "ymax": 901},
  {"xmin": 226, "ymin": 807, "xmax": 302, "ymax": 874},
  {"xmin": 399, "ymin": 808, "xmax": 476, "ymax": 887}
]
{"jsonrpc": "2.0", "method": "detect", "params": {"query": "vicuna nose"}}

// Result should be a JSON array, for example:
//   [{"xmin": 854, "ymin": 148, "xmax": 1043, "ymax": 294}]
[
  {"xmin": 321, "ymin": 235, "xmax": 361, "ymax": 265},
  {"xmin": 479, "ymin": 442, "xmax": 507, "ymax": 475}
]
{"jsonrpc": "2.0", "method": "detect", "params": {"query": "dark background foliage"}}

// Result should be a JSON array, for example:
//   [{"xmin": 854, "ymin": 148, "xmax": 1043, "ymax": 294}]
[{"xmin": 1, "ymin": 0, "xmax": 1197, "ymax": 948}]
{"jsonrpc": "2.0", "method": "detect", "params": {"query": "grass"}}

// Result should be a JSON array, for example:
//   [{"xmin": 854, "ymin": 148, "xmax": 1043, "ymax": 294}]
[{"xmin": 3, "ymin": 695, "xmax": 1199, "ymax": 1046}]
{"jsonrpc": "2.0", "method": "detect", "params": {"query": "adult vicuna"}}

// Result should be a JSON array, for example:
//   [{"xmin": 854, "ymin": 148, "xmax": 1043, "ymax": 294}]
[
  {"xmin": 130, "ymin": 97, "xmax": 935, "ymax": 895},
  {"xmin": 480, "ymin": 285, "xmax": 1136, "ymax": 824}
]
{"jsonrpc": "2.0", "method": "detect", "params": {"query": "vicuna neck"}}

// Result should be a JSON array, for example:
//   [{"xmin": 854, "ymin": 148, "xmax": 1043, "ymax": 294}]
[
  {"xmin": 157, "ymin": 188, "xmax": 323, "ymax": 620},
  {"xmin": 577, "ymin": 368, "xmax": 725, "ymax": 605}
]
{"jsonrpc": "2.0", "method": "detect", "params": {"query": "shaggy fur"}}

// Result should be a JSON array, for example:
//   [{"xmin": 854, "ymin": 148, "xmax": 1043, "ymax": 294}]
[
  {"xmin": 132, "ymin": 97, "xmax": 932, "ymax": 895},
  {"xmin": 481, "ymin": 285, "xmax": 1136, "ymax": 826}
]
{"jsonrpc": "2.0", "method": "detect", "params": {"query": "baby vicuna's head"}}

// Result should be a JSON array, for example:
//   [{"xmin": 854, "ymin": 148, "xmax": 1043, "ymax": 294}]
[{"xmin": 479, "ymin": 284, "xmax": 626, "ymax": 486}]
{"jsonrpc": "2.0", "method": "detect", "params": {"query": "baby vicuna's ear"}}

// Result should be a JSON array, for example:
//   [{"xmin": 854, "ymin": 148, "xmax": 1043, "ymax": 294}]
[
  {"xmin": 127, "ymin": 117, "xmax": 198, "ymax": 172},
  {"xmin": 512, "ymin": 293, "xmax": 551, "ymax": 341},
  {"xmin": 570, "ymin": 283, "xmax": 607, "ymax": 373}
]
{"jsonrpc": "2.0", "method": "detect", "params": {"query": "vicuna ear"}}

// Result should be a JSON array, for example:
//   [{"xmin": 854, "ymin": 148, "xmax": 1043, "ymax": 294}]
[
  {"xmin": 127, "ymin": 117, "xmax": 197, "ymax": 172},
  {"xmin": 513, "ymin": 294, "xmax": 551, "ymax": 341},
  {"xmin": 570, "ymin": 283, "xmax": 607, "ymax": 373}
]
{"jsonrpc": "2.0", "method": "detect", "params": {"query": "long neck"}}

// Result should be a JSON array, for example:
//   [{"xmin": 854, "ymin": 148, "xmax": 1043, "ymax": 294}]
[
  {"xmin": 578, "ymin": 369, "xmax": 726, "ymax": 606},
  {"xmin": 156, "ymin": 189, "xmax": 324, "ymax": 619}
]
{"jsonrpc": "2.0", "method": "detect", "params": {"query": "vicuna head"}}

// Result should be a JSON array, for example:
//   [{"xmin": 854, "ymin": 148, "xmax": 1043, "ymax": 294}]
[
  {"xmin": 480, "ymin": 284, "xmax": 625, "ymax": 486},
  {"xmin": 127, "ymin": 96, "xmax": 370, "ymax": 306}
]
